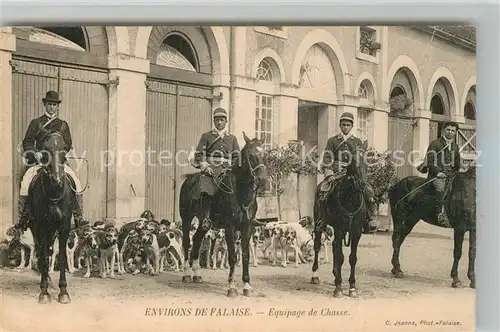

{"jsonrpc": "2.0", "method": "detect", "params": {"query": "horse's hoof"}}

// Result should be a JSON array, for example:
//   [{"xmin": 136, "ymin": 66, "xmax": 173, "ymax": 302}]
[
  {"xmin": 392, "ymin": 269, "xmax": 404, "ymax": 278},
  {"xmin": 182, "ymin": 275, "xmax": 192, "ymax": 283},
  {"xmin": 470, "ymin": 281, "xmax": 476, "ymax": 289},
  {"xmin": 349, "ymin": 289, "xmax": 358, "ymax": 298},
  {"xmin": 452, "ymin": 280, "xmax": 463, "ymax": 288},
  {"xmin": 227, "ymin": 288, "xmax": 238, "ymax": 298},
  {"xmin": 243, "ymin": 288, "xmax": 252, "ymax": 297},
  {"xmin": 83, "ymin": 274, "xmax": 90, "ymax": 278},
  {"xmin": 58, "ymin": 293, "xmax": 71, "ymax": 304},
  {"xmin": 38, "ymin": 293, "xmax": 52, "ymax": 304},
  {"xmin": 311, "ymin": 277, "xmax": 320, "ymax": 284},
  {"xmin": 192, "ymin": 276, "xmax": 202, "ymax": 283},
  {"xmin": 333, "ymin": 288, "xmax": 343, "ymax": 298}
]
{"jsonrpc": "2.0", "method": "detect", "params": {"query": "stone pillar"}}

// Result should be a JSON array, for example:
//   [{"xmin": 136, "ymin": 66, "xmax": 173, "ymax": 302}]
[
  {"xmin": 0, "ymin": 28, "xmax": 15, "ymax": 234},
  {"xmin": 317, "ymin": 105, "xmax": 338, "ymax": 184},
  {"xmin": 413, "ymin": 109, "xmax": 432, "ymax": 176},
  {"xmin": 106, "ymin": 55, "xmax": 150, "ymax": 222},
  {"xmin": 372, "ymin": 109, "xmax": 389, "ymax": 152},
  {"xmin": 275, "ymin": 90, "xmax": 299, "ymax": 222},
  {"xmin": 231, "ymin": 76, "xmax": 257, "ymax": 147}
]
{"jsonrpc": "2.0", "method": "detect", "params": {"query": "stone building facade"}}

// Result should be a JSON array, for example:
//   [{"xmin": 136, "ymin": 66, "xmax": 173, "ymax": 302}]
[{"xmin": 0, "ymin": 25, "xmax": 476, "ymax": 230}]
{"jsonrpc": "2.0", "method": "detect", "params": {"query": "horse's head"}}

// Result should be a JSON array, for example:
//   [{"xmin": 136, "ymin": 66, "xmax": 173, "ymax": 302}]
[
  {"xmin": 239, "ymin": 131, "xmax": 268, "ymax": 188},
  {"xmin": 37, "ymin": 132, "xmax": 67, "ymax": 186},
  {"xmin": 348, "ymin": 139, "xmax": 368, "ymax": 186}
]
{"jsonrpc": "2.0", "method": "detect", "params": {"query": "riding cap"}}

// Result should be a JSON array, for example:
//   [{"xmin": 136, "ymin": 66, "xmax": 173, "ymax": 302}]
[
  {"xmin": 42, "ymin": 90, "xmax": 62, "ymax": 104},
  {"xmin": 213, "ymin": 107, "xmax": 228, "ymax": 119},
  {"xmin": 339, "ymin": 112, "xmax": 354, "ymax": 124}
]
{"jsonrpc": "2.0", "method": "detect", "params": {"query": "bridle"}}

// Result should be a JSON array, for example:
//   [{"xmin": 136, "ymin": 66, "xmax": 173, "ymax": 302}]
[{"xmin": 214, "ymin": 145, "xmax": 267, "ymax": 195}]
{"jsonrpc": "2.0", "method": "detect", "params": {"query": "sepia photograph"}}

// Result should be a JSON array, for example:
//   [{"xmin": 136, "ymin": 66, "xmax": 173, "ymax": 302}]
[{"xmin": 0, "ymin": 24, "xmax": 476, "ymax": 331}]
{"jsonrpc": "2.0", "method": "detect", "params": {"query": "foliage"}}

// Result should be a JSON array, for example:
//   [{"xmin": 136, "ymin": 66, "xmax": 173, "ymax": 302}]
[
  {"xmin": 389, "ymin": 94, "xmax": 414, "ymax": 114},
  {"xmin": 365, "ymin": 148, "xmax": 399, "ymax": 208},
  {"xmin": 265, "ymin": 141, "xmax": 302, "ymax": 197},
  {"xmin": 360, "ymin": 31, "xmax": 382, "ymax": 55}
]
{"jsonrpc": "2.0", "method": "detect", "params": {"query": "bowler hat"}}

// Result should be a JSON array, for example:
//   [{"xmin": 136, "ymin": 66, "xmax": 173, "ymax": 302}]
[
  {"xmin": 213, "ymin": 107, "xmax": 228, "ymax": 118},
  {"xmin": 42, "ymin": 90, "xmax": 62, "ymax": 104},
  {"xmin": 339, "ymin": 112, "xmax": 354, "ymax": 123}
]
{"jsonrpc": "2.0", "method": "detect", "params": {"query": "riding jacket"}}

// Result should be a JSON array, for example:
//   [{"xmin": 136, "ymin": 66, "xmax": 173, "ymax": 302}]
[
  {"xmin": 22, "ymin": 114, "xmax": 73, "ymax": 165},
  {"xmin": 322, "ymin": 134, "xmax": 364, "ymax": 169},
  {"xmin": 193, "ymin": 130, "xmax": 240, "ymax": 167},
  {"xmin": 422, "ymin": 136, "xmax": 462, "ymax": 178}
]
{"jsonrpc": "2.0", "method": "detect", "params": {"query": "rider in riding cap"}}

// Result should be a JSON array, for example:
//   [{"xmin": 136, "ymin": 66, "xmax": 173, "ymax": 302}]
[
  {"xmin": 15, "ymin": 90, "xmax": 87, "ymax": 231},
  {"xmin": 420, "ymin": 121, "xmax": 462, "ymax": 226},
  {"xmin": 318, "ymin": 112, "xmax": 378, "ymax": 232},
  {"xmin": 190, "ymin": 107, "xmax": 240, "ymax": 231}
]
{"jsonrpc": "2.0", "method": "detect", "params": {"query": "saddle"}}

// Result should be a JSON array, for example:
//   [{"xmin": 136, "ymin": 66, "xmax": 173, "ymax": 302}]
[
  {"xmin": 318, "ymin": 167, "xmax": 347, "ymax": 201},
  {"xmin": 192, "ymin": 166, "xmax": 232, "ymax": 200}
]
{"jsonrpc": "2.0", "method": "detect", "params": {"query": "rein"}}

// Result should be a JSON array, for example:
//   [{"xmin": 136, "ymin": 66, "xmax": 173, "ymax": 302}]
[
  {"xmin": 335, "ymin": 176, "xmax": 366, "ymax": 247},
  {"xmin": 66, "ymin": 156, "xmax": 90, "ymax": 194},
  {"xmin": 393, "ymin": 176, "xmax": 438, "ymax": 211}
]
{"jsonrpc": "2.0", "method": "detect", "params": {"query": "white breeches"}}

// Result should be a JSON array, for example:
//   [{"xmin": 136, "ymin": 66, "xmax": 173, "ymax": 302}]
[{"xmin": 20, "ymin": 165, "xmax": 82, "ymax": 196}]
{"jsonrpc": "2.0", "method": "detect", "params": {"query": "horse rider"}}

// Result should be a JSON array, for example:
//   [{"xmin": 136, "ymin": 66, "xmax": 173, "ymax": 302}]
[
  {"xmin": 418, "ymin": 121, "xmax": 462, "ymax": 226},
  {"xmin": 318, "ymin": 112, "xmax": 378, "ymax": 232},
  {"xmin": 190, "ymin": 107, "xmax": 241, "ymax": 231},
  {"xmin": 15, "ymin": 90, "xmax": 87, "ymax": 231}
]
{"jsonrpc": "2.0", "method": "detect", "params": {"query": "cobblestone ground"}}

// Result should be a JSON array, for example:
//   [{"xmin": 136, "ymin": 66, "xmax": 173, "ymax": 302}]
[{"xmin": 1, "ymin": 222, "xmax": 475, "ymax": 332}]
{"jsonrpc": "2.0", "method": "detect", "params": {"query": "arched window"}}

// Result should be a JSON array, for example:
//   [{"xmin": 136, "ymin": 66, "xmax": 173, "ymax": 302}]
[
  {"xmin": 156, "ymin": 34, "xmax": 198, "ymax": 71},
  {"xmin": 256, "ymin": 59, "xmax": 274, "ymax": 82},
  {"xmin": 390, "ymin": 86, "xmax": 406, "ymax": 98},
  {"xmin": 22, "ymin": 27, "xmax": 87, "ymax": 51},
  {"xmin": 298, "ymin": 45, "xmax": 335, "ymax": 90},
  {"xmin": 464, "ymin": 101, "xmax": 475, "ymax": 120},
  {"xmin": 430, "ymin": 94, "xmax": 445, "ymax": 115}
]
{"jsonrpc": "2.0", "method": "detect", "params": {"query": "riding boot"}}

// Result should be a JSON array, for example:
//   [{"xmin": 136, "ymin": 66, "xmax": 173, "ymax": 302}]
[
  {"xmin": 364, "ymin": 199, "xmax": 378, "ymax": 232},
  {"xmin": 15, "ymin": 195, "xmax": 30, "ymax": 231},
  {"xmin": 435, "ymin": 191, "xmax": 450, "ymax": 227},
  {"xmin": 73, "ymin": 194, "xmax": 88, "ymax": 228},
  {"xmin": 200, "ymin": 193, "xmax": 213, "ymax": 231}
]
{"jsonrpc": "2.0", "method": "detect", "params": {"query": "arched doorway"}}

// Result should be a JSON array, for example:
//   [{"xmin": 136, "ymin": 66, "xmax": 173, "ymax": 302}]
[
  {"xmin": 428, "ymin": 77, "xmax": 455, "ymax": 142},
  {"xmin": 145, "ymin": 27, "xmax": 217, "ymax": 221},
  {"xmin": 459, "ymin": 86, "xmax": 477, "ymax": 163},
  {"xmin": 387, "ymin": 67, "xmax": 418, "ymax": 179},
  {"xmin": 11, "ymin": 27, "xmax": 111, "ymax": 222},
  {"xmin": 295, "ymin": 42, "xmax": 342, "ymax": 218}
]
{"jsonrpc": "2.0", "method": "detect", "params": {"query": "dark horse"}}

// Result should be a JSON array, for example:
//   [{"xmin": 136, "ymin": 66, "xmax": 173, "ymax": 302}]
[
  {"xmin": 179, "ymin": 132, "xmax": 267, "ymax": 297},
  {"xmin": 310, "ymin": 140, "xmax": 368, "ymax": 298},
  {"xmin": 28, "ymin": 132, "xmax": 75, "ymax": 304},
  {"xmin": 388, "ymin": 165, "xmax": 476, "ymax": 288}
]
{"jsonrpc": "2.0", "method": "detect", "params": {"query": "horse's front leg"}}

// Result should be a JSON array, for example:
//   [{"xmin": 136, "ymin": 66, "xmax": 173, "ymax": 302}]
[
  {"xmin": 332, "ymin": 229, "xmax": 344, "ymax": 298},
  {"xmin": 451, "ymin": 229, "xmax": 465, "ymax": 288},
  {"xmin": 348, "ymin": 226, "xmax": 362, "ymax": 298},
  {"xmin": 190, "ymin": 228, "xmax": 207, "ymax": 283},
  {"xmin": 468, "ymin": 227, "xmax": 476, "ymax": 288},
  {"xmin": 225, "ymin": 227, "xmax": 238, "ymax": 297},
  {"xmin": 38, "ymin": 235, "xmax": 51, "ymax": 304},
  {"xmin": 311, "ymin": 230, "xmax": 323, "ymax": 284},
  {"xmin": 57, "ymin": 230, "xmax": 71, "ymax": 304},
  {"xmin": 241, "ymin": 220, "xmax": 253, "ymax": 297},
  {"xmin": 182, "ymin": 219, "xmax": 194, "ymax": 283}
]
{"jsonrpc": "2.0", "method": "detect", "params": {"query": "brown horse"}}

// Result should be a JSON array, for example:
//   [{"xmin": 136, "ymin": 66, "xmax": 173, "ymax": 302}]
[
  {"xmin": 388, "ymin": 165, "xmax": 476, "ymax": 288},
  {"xmin": 27, "ymin": 132, "xmax": 75, "ymax": 303},
  {"xmin": 179, "ymin": 132, "xmax": 268, "ymax": 297},
  {"xmin": 311, "ymin": 140, "xmax": 369, "ymax": 298}
]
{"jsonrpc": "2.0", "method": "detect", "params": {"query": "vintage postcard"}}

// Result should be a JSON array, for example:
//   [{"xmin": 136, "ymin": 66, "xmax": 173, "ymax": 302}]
[{"xmin": 0, "ymin": 25, "xmax": 476, "ymax": 331}]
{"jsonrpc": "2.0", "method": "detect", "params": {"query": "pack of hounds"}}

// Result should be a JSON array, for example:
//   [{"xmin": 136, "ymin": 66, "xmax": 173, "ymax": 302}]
[{"xmin": 1, "ymin": 210, "xmax": 335, "ymax": 278}]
